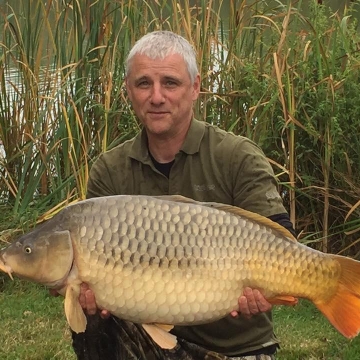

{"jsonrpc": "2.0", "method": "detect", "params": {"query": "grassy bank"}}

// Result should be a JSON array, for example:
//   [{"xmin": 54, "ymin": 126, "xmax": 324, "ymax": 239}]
[
  {"xmin": 1, "ymin": 276, "xmax": 360, "ymax": 359},
  {"xmin": 274, "ymin": 301, "xmax": 360, "ymax": 359},
  {"xmin": 0, "ymin": 278, "xmax": 75, "ymax": 360}
]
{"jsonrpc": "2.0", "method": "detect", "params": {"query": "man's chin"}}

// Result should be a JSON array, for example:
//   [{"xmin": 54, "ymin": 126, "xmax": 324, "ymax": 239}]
[{"xmin": 145, "ymin": 120, "xmax": 172, "ymax": 135}]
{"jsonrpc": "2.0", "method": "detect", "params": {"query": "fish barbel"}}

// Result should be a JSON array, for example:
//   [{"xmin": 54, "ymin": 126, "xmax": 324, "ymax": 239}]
[{"xmin": 1, "ymin": 194, "xmax": 360, "ymax": 348}]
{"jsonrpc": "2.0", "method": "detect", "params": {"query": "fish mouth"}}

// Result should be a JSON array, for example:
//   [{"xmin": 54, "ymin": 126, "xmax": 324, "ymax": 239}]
[{"xmin": 0, "ymin": 255, "xmax": 13, "ymax": 280}]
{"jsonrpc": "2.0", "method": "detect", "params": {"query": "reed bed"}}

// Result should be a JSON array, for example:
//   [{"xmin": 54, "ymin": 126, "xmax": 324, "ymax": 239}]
[{"xmin": 0, "ymin": 0, "xmax": 360, "ymax": 254}]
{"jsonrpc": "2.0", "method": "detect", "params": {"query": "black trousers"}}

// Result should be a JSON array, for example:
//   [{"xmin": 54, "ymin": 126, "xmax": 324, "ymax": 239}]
[{"xmin": 71, "ymin": 314, "xmax": 275, "ymax": 360}]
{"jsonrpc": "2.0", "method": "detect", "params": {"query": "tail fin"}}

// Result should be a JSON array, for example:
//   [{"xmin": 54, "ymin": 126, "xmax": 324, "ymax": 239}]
[{"xmin": 315, "ymin": 255, "xmax": 360, "ymax": 338}]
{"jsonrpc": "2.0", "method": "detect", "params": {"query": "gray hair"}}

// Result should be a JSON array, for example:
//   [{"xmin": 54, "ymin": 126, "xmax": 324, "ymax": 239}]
[{"xmin": 125, "ymin": 31, "xmax": 199, "ymax": 83}]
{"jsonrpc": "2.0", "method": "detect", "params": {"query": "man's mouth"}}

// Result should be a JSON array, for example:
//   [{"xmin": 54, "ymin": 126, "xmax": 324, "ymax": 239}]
[{"xmin": 147, "ymin": 111, "xmax": 170, "ymax": 118}]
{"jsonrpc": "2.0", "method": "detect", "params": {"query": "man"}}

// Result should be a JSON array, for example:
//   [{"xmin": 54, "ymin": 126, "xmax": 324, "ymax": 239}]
[{"xmin": 72, "ymin": 31, "xmax": 295, "ymax": 360}]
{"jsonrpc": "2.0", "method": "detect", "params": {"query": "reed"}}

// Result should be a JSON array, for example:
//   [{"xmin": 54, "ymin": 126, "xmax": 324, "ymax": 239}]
[{"xmin": 0, "ymin": 0, "xmax": 359, "ymax": 253}]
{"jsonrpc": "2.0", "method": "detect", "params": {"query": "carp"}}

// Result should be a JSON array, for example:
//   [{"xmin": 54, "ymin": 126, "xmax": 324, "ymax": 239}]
[{"xmin": 1, "ymin": 194, "xmax": 360, "ymax": 348}]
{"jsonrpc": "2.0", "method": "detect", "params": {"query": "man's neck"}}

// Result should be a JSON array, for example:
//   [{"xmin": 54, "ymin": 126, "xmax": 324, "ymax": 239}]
[
  {"xmin": 147, "ymin": 137, "xmax": 182, "ymax": 163},
  {"xmin": 147, "ymin": 121, "xmax": 191, "ymax": 163}
]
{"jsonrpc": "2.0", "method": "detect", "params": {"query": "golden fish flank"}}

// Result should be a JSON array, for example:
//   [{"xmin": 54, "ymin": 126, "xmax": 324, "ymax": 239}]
[{"xmin": 1, "ymin": 194, "xmax": 360, "ymax": 349}]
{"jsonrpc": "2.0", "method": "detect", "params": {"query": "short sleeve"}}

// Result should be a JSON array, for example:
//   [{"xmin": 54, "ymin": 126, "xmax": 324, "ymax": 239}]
[
  {"xmin": 230, "ymin": 138, "xmax": 287, "ymax": 217},
  {"xmin": 87, "ymin": 154, "xmax": 118, "ymax": 199}
]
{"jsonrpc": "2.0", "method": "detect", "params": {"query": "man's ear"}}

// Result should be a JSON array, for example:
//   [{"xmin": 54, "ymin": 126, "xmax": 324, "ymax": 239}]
[
  {"xmin": 125, "ymin": 78, "xmax": 133, "ymax": 101},
  {"xmin": 192, "ymin": 74, "xmax": 201, "ymax": 100}
]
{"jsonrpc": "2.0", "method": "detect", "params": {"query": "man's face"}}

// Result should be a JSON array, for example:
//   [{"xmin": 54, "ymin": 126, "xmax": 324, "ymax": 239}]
[{"xmin": 126, "ymin": 53, "xmax": 200, "ymax": 137}]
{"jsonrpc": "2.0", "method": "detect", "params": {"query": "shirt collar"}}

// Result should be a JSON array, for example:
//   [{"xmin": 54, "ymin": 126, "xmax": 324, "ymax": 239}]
[
  {"xmin": 180, "ymin": 118, "xmax": 205, "ymax": 154},
  {"xmin": 129, "ymin": 119, "xmax": 206, "ymax": 163}
]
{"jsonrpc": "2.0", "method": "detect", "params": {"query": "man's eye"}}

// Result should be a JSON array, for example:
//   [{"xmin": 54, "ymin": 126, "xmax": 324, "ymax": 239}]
[
  {"xmin": 137, "ymin": 80, "xmax": 150, "ymax": 88},
  {"xmin": 165, "ymin": 80, "xmax": 177, "ymax": 87}
]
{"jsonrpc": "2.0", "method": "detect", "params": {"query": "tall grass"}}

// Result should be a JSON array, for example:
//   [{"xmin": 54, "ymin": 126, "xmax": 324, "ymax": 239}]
[{"xmin": 0, "ymin": 0, "xmax": 360, "ymax": 253}]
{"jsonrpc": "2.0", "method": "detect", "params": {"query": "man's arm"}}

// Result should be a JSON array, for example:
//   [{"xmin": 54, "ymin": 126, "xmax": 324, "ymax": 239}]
[{"xmin": 269, "ymin": 213, "xmax": 297, "ymax": 237}]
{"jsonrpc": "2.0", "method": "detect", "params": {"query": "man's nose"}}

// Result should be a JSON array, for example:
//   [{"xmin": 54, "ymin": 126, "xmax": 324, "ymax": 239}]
[{"xmin": 150, "ymin": 84, "xmax": 165, "ymax": 104}]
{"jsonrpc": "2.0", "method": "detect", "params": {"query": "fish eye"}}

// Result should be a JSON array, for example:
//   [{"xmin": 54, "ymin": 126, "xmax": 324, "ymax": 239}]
[{"xmin": 24, "ymin": 246, "xmax": 32, "ymax": 254}]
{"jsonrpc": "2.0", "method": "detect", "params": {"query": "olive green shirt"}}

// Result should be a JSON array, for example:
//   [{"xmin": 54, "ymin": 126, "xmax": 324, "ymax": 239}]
[{"xmin": 87, "ymin": 119, "xmax": 287, "ymax": 356}]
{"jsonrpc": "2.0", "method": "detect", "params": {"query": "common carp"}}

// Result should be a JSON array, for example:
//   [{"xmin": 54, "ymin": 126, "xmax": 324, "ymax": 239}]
[{"xmin": 1, "ymin": 194, "xmax": 360, "ymax": 348}]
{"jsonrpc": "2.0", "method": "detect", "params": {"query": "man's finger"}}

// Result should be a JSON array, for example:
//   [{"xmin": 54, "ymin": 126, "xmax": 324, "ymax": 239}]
[
  {"xmin": 85, "ymin": 289, "xmax": 98, "ymax": 315},
  {"xmin": 230, "ymin": 287, "xmax": 272, "ymax": 318},
  {"xmin": 100, "ymin": 309, "xmax": 111, "ymax": 319},
  {"xmin": 253, "ymin": 289, "xmax": 272, "ymax": 312},
  {"xmin": 238, "ymin": 294, "xmax": 251, "ymax": 318},
  {"xmin": 243, "ymin": 287, "xmax": 259, "ymax": 315}
]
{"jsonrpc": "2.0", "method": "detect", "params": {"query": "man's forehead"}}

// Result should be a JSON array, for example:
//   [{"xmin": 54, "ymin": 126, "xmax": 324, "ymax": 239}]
[{"xmin": 130, "ymin": 53, "xmax": 188, "ymax": 74}]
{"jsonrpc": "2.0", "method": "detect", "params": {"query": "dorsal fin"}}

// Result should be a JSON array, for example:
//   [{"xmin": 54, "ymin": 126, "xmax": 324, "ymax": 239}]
[
  {"xmin": 153, "ymin": 195, "xmax": 296, "ymax": 242},
  {"xmin": 153, "ymin": 195, "xmax": 199, "ymax": 205}
]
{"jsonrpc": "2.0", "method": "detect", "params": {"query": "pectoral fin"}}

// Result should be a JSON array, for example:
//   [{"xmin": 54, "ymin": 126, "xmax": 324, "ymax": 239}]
[
  {"xmin": 64, "ymin": 284, "xmax": 87, "ymax": 333},
  {"xmin": 142, "ymin": 323, "xmax": 177, "ymax": 349}
]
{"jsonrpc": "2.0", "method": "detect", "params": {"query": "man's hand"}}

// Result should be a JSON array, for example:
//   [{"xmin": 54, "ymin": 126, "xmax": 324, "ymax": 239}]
[
  {"xmin": 78, "ymin": 283, "xmax": 110, "ymax": 318},
  {"xmin": 230, "ymin": 287, "xmax": 272, "ymax": 318}
]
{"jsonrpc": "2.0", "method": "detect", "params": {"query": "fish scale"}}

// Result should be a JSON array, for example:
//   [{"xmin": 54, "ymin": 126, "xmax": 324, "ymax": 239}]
[
  {"xmin": 2, "ymin": 194, "xmax": 360, "ymax": 343},
  {"xmin": 64, "ymin": 196, "xmax": 313, "ymax": 324}
]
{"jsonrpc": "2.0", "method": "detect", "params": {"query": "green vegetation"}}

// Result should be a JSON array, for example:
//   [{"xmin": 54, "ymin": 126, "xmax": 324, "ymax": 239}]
[
  {"xmin": 274, "ymin": 300, "xmax": 360, "ymax": 359},
  {"xmin": 0, "ymin": 279, "xmax": 75, "ymax": 360},
  {"xmin": 1, "ymin": 0, "xmax": 360, "ymax": 358}
]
